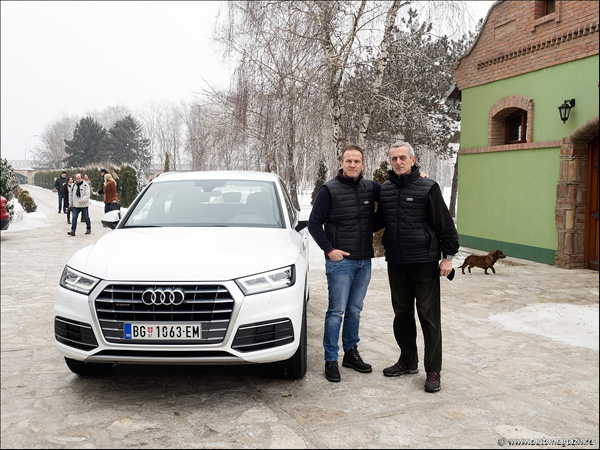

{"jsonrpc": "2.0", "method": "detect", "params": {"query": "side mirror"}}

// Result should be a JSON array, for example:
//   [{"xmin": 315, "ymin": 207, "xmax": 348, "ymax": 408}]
[
  {"xmin": 101, "ymin": 210, "xmax": 122, "ymax": 230},
  {"xmin": 295, "ymin": 220, "xmax": 308, "ymax": 232}
]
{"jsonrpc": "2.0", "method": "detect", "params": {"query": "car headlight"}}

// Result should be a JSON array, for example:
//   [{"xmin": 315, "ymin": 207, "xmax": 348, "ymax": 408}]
[
  {"xmin": 59, "ymin": 266, "xmax": 100, "ymax": 295},
  {"xmin": 235, "ymin": 265, "xmax": 295, "ymax": 296}
]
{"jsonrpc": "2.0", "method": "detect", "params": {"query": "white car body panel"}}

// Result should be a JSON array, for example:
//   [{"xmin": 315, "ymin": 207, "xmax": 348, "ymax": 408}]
[{"xmin": 54, "ymin": 171, "xmax": 309, "ymax": 377}]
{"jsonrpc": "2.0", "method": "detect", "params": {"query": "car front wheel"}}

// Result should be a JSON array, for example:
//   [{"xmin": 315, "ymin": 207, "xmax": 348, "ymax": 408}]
[
  {"xmin": 64, "ymin": 357, "xmax": 113, "ymax": 376},
  {"xmin": 277, "ymin": 302, "xmax": 307, "ymax": 380}
]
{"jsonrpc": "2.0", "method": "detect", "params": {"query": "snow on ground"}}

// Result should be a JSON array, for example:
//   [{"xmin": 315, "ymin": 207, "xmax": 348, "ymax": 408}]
[
  {"xmin": 4, "ymin": 186, "xmax": 598, "ymax": 351},
  {"xmin": 489, "ymin": 304, "xmax": 599, "ymax": 351},
  {"xmin": 2, "ymin": 184, "xmax": 105, "ymax": 233}
]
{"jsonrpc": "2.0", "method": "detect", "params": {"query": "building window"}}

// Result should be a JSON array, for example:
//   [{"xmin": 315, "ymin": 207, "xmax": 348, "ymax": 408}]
[
  {"xmin": 544, "ymin": 0, "xmax": 556, "ymax": 15},
  {"xmin": 489, "ymin": 95, "xmax": 534, "ymax": 147},
  {"xmin": 505, "ymin": 110, "xmax": 527, "ymax": 144}
]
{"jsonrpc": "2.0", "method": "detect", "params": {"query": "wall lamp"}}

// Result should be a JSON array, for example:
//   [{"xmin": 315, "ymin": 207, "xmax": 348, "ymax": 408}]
[{"xmin": 558, "ymin": 99, "xmax": 575, "ymax": 123}]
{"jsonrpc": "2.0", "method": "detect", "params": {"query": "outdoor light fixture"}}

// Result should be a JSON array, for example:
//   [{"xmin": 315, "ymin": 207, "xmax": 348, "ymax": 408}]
[{"xmin": 558, "ymin": 99, "xmax": 575, "ymax": 123}]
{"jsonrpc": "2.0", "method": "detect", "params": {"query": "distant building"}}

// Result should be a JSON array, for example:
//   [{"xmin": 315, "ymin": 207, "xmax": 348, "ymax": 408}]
[{"xmin": 454, "ymin": 0, "xmax": 599, "ymax": 270}]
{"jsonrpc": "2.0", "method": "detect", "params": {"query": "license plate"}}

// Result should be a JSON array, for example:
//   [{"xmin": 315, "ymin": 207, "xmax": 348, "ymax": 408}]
[{"xmin": 124, "ymin": 323, "xmax": 202, "ymax": 340}]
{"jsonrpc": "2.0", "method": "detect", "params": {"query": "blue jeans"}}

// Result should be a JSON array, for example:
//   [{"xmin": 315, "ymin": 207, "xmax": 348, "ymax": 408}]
[
  {"xmin": 71, "ymin": 207, "xmax": 90, "ymax": 232},
  {"xmin": 58, "ymin": 192, "xmax": 65, "ymax": 212},
  {"xmin": 323, "ymin": 258, "xmax": 371, "ymax": 361}
]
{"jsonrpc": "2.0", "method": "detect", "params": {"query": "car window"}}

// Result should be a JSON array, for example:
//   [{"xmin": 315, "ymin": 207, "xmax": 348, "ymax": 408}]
[{"xmin": 123, "ymin": 179, "xmax": 285, "ymax": 228}]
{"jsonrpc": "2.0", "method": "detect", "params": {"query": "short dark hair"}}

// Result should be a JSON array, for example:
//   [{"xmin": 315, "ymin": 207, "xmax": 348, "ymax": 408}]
[
  {"xmin": 100, "ymin": 168, "xmax": 108, "ymax": 175},
  {"xmin": 61, "ymin": 171, "xmax": 67, "ymax": 175},
  {"xmin": 341, "ymin": 144, "xmax": 363, "ymax": 161}
]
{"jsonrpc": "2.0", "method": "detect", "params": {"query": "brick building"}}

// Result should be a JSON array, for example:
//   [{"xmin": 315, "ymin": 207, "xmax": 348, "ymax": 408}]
[{"xmin": 454, "ymin": 0, "xmax": 599, "ymax": 270}]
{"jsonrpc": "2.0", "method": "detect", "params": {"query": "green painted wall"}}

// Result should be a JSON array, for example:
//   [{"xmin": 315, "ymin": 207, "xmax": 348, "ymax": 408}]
[
  {"xmin": 457, "ymin": 148, "xmax": 559, "ymax": 263},
  {"xmin": 457, "ymin": 55, "xmax": 599, "ymax": 264},
  {"xmin": 460, "ymin": 55, "xmax": 599, "ymax": 148}
]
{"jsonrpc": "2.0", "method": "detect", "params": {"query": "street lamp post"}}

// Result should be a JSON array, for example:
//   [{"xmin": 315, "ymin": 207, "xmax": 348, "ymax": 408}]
[{"xmin": 24, "ymin": 135, "xmax": 38, "ymax": 163}]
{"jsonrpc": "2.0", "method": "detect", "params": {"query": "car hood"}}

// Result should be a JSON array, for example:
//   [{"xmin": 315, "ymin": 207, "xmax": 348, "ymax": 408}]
[{"xmin": 68, "ymin": 227, "xmax": 302, "ymax": 282}]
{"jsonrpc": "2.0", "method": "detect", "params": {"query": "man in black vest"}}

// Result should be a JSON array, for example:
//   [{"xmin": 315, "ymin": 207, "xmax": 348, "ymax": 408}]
[
  {"xmin": 376, "ymin": 141, "xmax": 459, "ymax": 393},
  {"xmin": 308, "ymin": 144, "xmax": 379, "ymax": 382}
]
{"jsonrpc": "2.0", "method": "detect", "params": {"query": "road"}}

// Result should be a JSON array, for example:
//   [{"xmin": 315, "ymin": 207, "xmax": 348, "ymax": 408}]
[{"xmin": 1, "ymin": 185, "xmax": 598, "ymax": 449}]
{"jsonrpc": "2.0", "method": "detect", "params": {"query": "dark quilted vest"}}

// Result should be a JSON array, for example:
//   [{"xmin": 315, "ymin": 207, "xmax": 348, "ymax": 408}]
[
  {"xmin": 379, "ymin": 168, "xmax": 440, "ymax": 264},
  {"xmin": 324, "ymin": 175, "xmax": 375, "ymax": 260}
]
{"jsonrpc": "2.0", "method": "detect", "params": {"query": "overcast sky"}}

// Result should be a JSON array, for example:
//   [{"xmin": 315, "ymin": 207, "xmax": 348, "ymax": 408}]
[{"xmin": 1, "ymin": 0, "xmax": 494, "ymax": 163}]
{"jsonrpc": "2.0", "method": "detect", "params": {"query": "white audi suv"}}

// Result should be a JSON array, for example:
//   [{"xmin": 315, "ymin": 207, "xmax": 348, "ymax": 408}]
[{"xmin": 54, "ymin": 171, "xmax": 309, "ymax": 379}]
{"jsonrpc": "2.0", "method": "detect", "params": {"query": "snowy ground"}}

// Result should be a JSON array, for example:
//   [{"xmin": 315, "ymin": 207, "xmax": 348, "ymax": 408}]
[{"xmin": 4, "ymin": 185, "xmax": 598, "ymax": 351}]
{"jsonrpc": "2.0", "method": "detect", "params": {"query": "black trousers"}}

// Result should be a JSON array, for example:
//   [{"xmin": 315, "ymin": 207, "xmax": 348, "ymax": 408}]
[{"xmin": 387, "ymin": 261, "xmax": 442, "ymax": 373}]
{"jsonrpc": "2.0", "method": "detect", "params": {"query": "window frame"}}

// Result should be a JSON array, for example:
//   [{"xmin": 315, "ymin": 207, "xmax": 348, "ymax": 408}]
[{"xmin": 504, "ymin": 109, "xmax": 528, "ymax": 145}]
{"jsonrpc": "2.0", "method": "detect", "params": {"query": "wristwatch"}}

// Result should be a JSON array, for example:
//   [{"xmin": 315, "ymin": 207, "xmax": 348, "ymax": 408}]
[{"xmin": 444, "ymin": 254, "xmax": 455, "ymax": 260}]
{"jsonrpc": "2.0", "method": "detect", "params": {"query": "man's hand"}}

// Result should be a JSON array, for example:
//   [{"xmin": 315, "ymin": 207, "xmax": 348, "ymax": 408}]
[
  {"xmin": 328, "ymin": 249, "xmax": 350, "ymax": 261},
  {"xmin": 419, "ymin": 171, "xmax": 429, "ymax": 178},
  {"xmin": 439, "ymin": 258, "xmax": 452, "ymax": 277}
]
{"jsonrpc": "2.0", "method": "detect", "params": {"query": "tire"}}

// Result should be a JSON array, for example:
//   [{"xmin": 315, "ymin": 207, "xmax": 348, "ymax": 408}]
[
  {"xmin": 278, "ymin": 302, "xmax": 307, "ymax": 380},
  {"xmin": 64, "ymin": 357, "xmax": 113, "ymax": 376}
]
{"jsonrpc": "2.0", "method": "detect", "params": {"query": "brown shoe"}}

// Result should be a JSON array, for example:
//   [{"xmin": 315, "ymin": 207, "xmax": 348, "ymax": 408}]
[
  {"xmin": 67, "ymin": 231, "xmax": 75, "ymax": 236},
  {"xmin": 383, "ymin": 359, "xmax": 418, "ymax": 377},
  {"xmin": 85, "ymin": 229, "xmax": 91, "ymax": 234}
]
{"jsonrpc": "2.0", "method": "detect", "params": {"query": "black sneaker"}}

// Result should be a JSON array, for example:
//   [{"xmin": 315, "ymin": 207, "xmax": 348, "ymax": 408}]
[
  {"xmin": 325, "ymin": 361, "xmax": 341, "ymax": 382},
  {"xmin": 342, "ymin": 346, "xmax": 372, "ymax": 373},
  {"xmin": 382, "ymin": 359, "xmax": 419, "ymax": 377},
  {"xmin": 85, "ymin": 229, "xmax": 91, "ymax": 234},
  {"xmin": 67, "ymin": 231, "xmax": 75, "ymax": 236},
  {"xmin": 424, "ymin": 371, "xmax": 441, "ymax": 393}
]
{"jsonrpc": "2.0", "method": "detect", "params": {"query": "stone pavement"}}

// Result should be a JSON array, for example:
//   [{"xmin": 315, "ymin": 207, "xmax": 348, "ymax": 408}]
[{"xmin": 1, "ymin": 185, "xmax": 598, "ymax": 449}]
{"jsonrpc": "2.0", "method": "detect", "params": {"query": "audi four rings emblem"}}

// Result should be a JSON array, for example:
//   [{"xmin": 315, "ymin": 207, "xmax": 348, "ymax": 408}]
[{"xmin": 141, "ymin": 288, "xmax": 185, "ymax": 305}]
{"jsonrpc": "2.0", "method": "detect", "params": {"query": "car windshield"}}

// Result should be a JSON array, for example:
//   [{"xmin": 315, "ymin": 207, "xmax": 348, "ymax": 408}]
[{"xmin": 123, "ymin": 179, "xmax": 285, "ymax": 228}]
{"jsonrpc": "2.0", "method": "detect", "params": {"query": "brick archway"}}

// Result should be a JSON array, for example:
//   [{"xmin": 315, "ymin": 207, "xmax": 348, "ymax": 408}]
[
  {"xmin": 555, "ymin": 115, "xmax": 600, "ymax": 268},
  {"xmin": 489, "ymin": 95, "xmax": 534, "ymax": 146}
]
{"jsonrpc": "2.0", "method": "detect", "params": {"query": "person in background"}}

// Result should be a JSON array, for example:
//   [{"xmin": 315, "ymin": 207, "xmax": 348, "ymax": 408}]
[
  {"xmin": 96, "ymin": 168, "xmax": 109, "ymax": 199},
  {"xmin": 54, "ymin": 171, "xmax": 68, "ymax": 214},
  {"xmin": 103, "ymin": 173, "xmax": 118, "ymax": 213},
  {"xmin": 67, "ymin": 173, "xmax": 91, "ymax": 236},
  {"xmin": 80, "ymin": 174, "xmax": 91, "ymax": 222},
  {"xmin": 64, "ymin": 177, "xmax": 74, "ymax": 224},
  {"xmin": 375, "ymin": 141, "xmax": 459, "ymax": 393}
]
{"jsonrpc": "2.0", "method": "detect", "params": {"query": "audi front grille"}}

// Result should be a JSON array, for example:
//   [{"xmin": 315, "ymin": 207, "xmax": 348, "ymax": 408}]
[{"xmin": 94, "ymin": 284, "xmax": 234, "ymax": 345}]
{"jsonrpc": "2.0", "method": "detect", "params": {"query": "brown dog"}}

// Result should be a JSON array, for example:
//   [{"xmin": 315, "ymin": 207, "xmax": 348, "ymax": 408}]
[{"xmin": 459, "ymin": 250, "xmax": 506, "ymax": 274}]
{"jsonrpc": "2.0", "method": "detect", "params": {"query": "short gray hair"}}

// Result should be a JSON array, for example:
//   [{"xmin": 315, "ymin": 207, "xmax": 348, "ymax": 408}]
[{"xmin": 390, "ymin": 141, "xmax": 415, "ymax": 158}]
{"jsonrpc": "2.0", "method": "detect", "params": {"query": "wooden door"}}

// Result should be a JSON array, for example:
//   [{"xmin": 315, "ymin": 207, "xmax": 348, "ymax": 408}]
[{"xmin": 585, "ymin": 135, "xmax": 599, "ymax": 271}]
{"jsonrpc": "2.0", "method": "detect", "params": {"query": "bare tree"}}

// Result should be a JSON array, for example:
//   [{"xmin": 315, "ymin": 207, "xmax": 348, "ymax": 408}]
[
  {"xmin": 87, "ymin": 104, "xmax": 133, "ymax": 130},
  {"xmin": 138, "ymin": 100, "xmax": 185, "ymax": 171},
  {"xmin": 32, "ymin": 114, "xmax": 78, "ymax": 169},
  {"xmin": 214, "ymin": 0, "xmax": 327, "ymax": 207}
]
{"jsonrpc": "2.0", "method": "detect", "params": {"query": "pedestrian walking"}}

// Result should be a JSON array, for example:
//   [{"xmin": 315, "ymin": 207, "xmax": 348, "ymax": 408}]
[
  {"xmin": 67, "ymin": 173, "xmax": 91, "ymax": 236},
  {"xmin": 54, "ymin": 171, "xmax": 68, "ymax": 214},
  {"xmin": 64, "ymin": 177, "xmax": 74, "ymax": 224}
]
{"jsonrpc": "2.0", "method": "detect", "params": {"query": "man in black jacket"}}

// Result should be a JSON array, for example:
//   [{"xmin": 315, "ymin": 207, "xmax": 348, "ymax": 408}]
[
  {"xmin": 376, "ymin": 141, "xmax": 459, "ymax": 393},
  {"xmin": 308, "ymin": 144, "xmax": 380, "ymax": 382},
  {"xmin": 54, "ymin": 171, "xmax": 68, "ymax": 213},
  {"xmin": 96, "ymin": 168, "xmax": 109, "ymax": 199}
]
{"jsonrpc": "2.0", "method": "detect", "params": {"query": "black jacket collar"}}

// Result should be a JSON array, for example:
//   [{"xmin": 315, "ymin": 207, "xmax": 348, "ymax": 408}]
[{"xmin": 335, "ymin": 169, "xmax": 363, "ymax": 186}]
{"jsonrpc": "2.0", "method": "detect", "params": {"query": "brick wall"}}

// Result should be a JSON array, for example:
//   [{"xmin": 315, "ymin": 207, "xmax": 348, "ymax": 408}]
[{"xmin": 455, "ymin": 0, "xmax": 599, "ymax": 90}]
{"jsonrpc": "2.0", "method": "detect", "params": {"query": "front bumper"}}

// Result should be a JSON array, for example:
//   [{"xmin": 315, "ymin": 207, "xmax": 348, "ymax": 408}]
[{"xmin": 54, "ymin": 275, "xmax": 306, "ymax": 365}]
